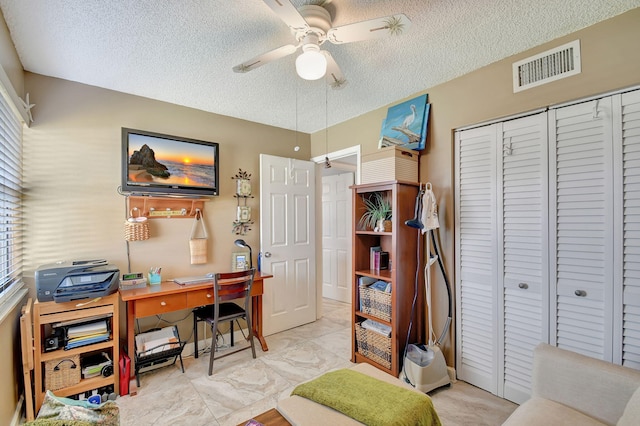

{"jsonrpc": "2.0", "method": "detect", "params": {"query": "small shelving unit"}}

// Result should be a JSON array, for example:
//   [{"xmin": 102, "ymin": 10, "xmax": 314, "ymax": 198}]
[
  {"xmin": 32, "ymin": 293, "xmax": 119, "ymax": 413},
  {"xmin": 351, "ymin": 181, "xmax": 423, "ymax": 377}
]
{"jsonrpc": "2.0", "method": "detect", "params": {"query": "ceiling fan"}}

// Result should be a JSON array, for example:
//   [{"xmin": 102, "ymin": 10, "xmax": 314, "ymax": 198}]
[{"xmin": 232, "ymin": 0, "xmax": 411, "ymax": 89}]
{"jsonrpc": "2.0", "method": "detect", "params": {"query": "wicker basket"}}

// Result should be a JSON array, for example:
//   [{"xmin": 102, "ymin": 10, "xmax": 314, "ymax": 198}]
[
  {"xmin": 45, "ymin": 354, "xmax": 81, "ymax": 391},
  {"xmin": 124, "ymin": 220, "xmax": 150, "ymax": 241},
  {"xmin": 359, "ymin": 285, "xmax": 392, "ymax": 322},
  {"xmin": 355, "ymin": 323, "xmax": 391, "ymax": 369}
]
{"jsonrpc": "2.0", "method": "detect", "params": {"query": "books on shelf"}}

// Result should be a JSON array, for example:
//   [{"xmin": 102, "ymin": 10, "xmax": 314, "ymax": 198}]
[
  {"xmin": 361, "ymin": 319, "xmax": 392, "ymax": 337},
  {"xmin": 62, "ymin": 318, "xmax": 110, "ymax": 350},
  {"xmin": 65, "ymin": 332, "xmax": 110, "ymax": 350},
  {"xmin": 358, "ymin": 276, "xmax": 377, "ymax": 287},
  {"xmin": 358, "ymin": 277, "xmax": 376, "ymax": 311},
  {"xmin": 369, "ymin": 246, "xmax": 389, "ymax": 270},
  {"xmin": 67, "ymin": 319, "xmax": 108, "ymax": 339},
  {"xmin": 370, "ymin": 246, "xmax": 381, "ymax": 270},
  {"xmin": 370, "ymin": 280, "xmax": 392, "ymax": 293}
]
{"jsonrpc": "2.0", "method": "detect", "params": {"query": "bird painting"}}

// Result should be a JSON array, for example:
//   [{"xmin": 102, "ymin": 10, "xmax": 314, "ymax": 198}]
[
  {"xmin": 401, "ymin": 105, "xmax": 417, "ymax": 129},
  {"xmin": 378, "ymin": 94, "xmax": 429, "ymax": 151}
]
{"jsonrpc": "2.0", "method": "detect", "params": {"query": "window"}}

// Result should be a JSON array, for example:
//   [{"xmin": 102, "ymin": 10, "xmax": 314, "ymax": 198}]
[{"xmin": 0, "ymin": 89, "xmax": 23, "ymax": 304}]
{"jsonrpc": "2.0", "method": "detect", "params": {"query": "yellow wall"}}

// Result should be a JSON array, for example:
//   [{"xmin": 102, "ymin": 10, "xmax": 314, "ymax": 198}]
[
  {"xmin": 0, "ymin": 72, "xmax": 310, "ymax": 421},
  {"xmin": 20, "ymin": 72, "xmax": 311, "ymax": 338},
  {"xmin": 311, "ymin": 8, "xmax": 640, "ymax": 364}
]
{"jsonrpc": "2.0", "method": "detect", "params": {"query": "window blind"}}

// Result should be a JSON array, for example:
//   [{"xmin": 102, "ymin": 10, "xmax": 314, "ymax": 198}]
[{"xmin": 0, "ymin": 87, "xmax": 23, "ymax": 301}]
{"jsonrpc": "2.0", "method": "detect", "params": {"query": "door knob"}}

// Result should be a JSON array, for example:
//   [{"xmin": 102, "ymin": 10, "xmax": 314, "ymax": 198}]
[
  {"xmin": 574, "ymin": 290, "xmax": 587, "ymax": 297},
  {"xmin": 264, "ymin": 252, "xmax": 272, "ymax": 258},
  {"xmin": 518, "ymin": 283, "xmax": 528, "ymax": 289}
]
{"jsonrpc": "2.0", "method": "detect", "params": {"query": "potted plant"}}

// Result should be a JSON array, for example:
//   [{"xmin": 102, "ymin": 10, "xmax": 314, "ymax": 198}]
[{"xmin": 358, "ymin": 192, "xmax": 392, "ymax": 232}]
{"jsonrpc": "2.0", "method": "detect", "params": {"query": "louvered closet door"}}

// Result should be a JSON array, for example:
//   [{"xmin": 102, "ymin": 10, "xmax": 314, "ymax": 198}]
[
  {"xmin": 455, "ymin": 125, "xmax": 499, "ymax": 394},
  {"xmin": 621, "ymin": 89, "xmax": 640, "ymax": 370},
  {"xmin": 499, "ymin": 113, "xmax": 548, "ymax": 403},
  {"xmin": 549, "ymin": 98, "xmax": 615, "ymax": 361}
]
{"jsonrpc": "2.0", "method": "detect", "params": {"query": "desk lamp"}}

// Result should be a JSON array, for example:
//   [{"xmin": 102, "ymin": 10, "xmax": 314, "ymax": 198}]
[{"xmin": 234, "ymin": 239, "xmax": 252, "ymax": 269}]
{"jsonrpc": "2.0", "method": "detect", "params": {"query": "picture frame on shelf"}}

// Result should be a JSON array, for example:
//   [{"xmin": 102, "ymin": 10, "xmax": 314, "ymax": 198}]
[{"xmin": 232, "ymin": 252, "xmax": 248, "ymax": 271}]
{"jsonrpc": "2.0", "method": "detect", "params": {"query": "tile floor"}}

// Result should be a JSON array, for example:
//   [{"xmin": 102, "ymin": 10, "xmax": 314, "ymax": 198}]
[{"xmin": 116, "ymin": 299, "xmax": 516, "ymax": 425}]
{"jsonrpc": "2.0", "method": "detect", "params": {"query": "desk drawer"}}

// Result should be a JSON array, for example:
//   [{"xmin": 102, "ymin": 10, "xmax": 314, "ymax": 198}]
[
  {"xmin": 135, "ymin": 293, "xmax": 187, "ymax": 317},
  {"xmin": 187, "ymin": 288, "xmax": 214, "ymax": 308}
]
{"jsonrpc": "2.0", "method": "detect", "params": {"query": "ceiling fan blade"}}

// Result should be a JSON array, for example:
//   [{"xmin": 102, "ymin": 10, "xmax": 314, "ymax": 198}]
[
  {"xmin": 327, "ymin": 14, "xmax": 411, "ymax": 44},
  {"xmin": 262, "ymin": 0, "xmax": 309, "ymax": 33},
  {"xmin": 322, "ymin": 51, "xmax": 347, "ymax": 89},
  {"xmin": 233, "ymin": 44, "xmax": 298, "ymax": 73}
]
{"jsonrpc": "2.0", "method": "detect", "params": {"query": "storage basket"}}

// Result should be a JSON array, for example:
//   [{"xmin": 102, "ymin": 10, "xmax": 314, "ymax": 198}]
[
  {"xmin": 361, "ymin": 146, "xmax": 418, "ymax": 184},
  {"xmin": 124, "ymin": 209, "xmax": 149, "ymax": 241},
  {"xmin": 124, "ymin": 220, "xmax": 150, "ymax": 241},
  {"xmin": 359, "ymin": 285, "xmax": 392, "ymax": 322},
  {"xmin": 355, "ymin": 323, "xmax": 391, "ymax": 369},
  {"xmin": 45, "ymin": 354, "xmax": 81, "ymax": 391}
]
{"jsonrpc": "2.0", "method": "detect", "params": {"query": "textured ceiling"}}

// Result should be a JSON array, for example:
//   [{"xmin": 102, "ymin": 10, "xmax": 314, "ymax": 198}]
[{"xmin": 0, "ymin": 0, "xmax": 638, "ymax": 133}]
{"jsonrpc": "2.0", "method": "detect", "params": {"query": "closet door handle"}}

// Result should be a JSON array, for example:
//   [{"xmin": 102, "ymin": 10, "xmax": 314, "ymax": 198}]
[
  {"xmin": 574, "ymin": 290, "xmax": 587, "ymax": 297},
  {"xmin": 518, "ymin": 283, "xmax": 528, "ymax": 289}
]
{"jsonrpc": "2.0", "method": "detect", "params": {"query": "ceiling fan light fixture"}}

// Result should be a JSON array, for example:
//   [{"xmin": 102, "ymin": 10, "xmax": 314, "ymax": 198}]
[{"xmin": 296, "ymin": 44, "xmax": 327, "ymax": 80}]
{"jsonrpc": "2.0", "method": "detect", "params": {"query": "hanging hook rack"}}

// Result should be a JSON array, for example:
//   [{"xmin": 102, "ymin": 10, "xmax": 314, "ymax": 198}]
[{"xmin": 127, "ymin": 195, "xmax": 205, "ymax": 219}]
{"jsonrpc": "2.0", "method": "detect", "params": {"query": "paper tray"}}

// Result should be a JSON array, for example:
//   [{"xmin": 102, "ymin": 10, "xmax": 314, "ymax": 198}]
[{"xmin": 134, "ymin": 326, "xmax": 185, "ymax": 383}]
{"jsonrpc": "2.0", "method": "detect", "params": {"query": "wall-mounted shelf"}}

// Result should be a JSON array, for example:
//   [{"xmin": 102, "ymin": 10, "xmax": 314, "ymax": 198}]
[{"xmin": 127, "ymin": 196, "xmax": 205, "ymax": 219}]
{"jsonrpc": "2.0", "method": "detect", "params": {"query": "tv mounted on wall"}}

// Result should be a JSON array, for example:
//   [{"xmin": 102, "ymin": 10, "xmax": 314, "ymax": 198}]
[{"xmin": 121, "ymin": 128, "xmax": 219, "ymax": 196}]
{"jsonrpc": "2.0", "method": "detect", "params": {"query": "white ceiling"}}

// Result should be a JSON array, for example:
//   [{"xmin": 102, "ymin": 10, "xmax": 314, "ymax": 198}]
[{"xmin": 0, "ymin": 0, "xmax": 638, "ymax": 133}]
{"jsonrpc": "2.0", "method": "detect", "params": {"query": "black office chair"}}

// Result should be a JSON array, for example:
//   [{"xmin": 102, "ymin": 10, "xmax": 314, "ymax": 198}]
[{"xmin": 192, "ymin": 269, "xmax": 257, "ymax": 375}]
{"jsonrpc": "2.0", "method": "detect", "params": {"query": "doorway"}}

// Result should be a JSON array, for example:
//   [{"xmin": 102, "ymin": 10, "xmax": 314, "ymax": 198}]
[{"xmin": 312, "ymin": 146, "xmax": 360, "ymax": 310}]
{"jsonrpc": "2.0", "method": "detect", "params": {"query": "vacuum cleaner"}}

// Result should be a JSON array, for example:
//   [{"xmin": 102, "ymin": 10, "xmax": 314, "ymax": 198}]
[{"xmin": 401, "ymin": 183, "xmax": 453, "ymax": 393}]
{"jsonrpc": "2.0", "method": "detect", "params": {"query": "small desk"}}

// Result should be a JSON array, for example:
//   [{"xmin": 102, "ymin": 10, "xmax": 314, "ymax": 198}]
[{"xmin": 119, "ymin": 272, "xmax": 272, "ymax": 393}]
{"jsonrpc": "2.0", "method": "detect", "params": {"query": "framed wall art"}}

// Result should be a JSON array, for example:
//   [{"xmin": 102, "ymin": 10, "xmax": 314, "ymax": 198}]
[{"xmin": 378, "ymin": 94, "xmax": 430, "ymax": 151}]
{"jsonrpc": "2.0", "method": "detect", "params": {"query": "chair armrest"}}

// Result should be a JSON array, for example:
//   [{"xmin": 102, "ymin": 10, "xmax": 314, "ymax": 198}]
[{"xmin": 532, "ymin": 343, "xmax": 640, "ymax": 424}]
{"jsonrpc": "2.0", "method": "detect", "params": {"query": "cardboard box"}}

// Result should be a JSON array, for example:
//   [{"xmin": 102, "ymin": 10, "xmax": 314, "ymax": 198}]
[{"xmin": 361, "ymin": 146, "xmax": 418, "ymax": 184}]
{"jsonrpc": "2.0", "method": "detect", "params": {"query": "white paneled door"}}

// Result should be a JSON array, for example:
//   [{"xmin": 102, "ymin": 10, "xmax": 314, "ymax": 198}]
[
  {"xmin": 321, "ymin": 172, "xmax": 353, "ymax": 303},
  {"xmin": 260, "ymin": 155, "xmax": 316, "ymax": 336}
]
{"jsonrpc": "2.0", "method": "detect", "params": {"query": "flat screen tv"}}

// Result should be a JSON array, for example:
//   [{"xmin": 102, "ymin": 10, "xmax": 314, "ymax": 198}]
[{"xmin": 121, "ymin": 128, "xmax": 219, "ymax": 196}]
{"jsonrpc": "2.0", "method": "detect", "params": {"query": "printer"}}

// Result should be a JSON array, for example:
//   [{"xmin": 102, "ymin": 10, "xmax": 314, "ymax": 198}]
[{"xmin": 35, "ymin": 259, "xmax": 120, "ymax": 302}]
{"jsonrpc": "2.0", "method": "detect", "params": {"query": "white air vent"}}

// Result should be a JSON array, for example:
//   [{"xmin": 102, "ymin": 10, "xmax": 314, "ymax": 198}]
[{"xmin": 513, "ymin": 40, "xmax": 581, "ymax": 93}]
